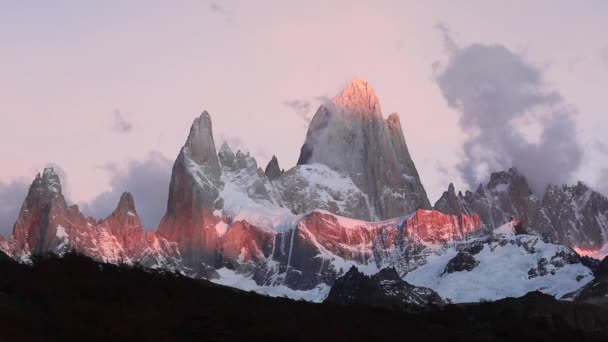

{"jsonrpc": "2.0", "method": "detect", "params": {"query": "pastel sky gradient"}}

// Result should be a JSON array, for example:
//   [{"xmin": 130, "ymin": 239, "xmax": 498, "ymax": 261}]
[{"xmin": 1, "ymin": 1, "xmax": 607, "ymax": 233}]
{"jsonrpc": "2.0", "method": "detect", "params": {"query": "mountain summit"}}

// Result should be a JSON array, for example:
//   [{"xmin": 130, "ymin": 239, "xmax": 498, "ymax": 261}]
[
  {"xmin": 331, "ymin": 77, "xmax": 382, "ymax": 117},
  {"xmin": 298, "ymin": 78, "xmax": 431, "ymax": 220}
]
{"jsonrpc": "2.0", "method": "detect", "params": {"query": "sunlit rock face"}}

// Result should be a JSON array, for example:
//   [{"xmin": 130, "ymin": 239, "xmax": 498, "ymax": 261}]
[
  {"xmin": 5, "ymin": 169, "xmax": 184, "ymax": 270},
  {"xmin": 241, "ymin": 209, "xmax": 484, "ymax": 291},
  {"xmin": 297, "ymin": 77, "xmax": 431, "ymax": 220},
  {"xmin": 434, "ymin": 168, "xmax": 608, "ymax": 252}
]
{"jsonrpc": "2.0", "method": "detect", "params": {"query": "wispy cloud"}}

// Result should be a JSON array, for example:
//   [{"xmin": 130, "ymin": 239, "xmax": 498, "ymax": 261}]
[
  {"xmin": 601, "ymin": 45, "xmax": 608, "ymax": 66},
  {"xmin": 112, "ymin": 109, "xmax": 133, "ymax": 133},
  {"xmin": 0, "ymin": 179, "xmax": 29, "ymax": 237},
  {"xmin": 283, "ymin": 100, "xmax": 312, "ymax": 123},
  {"xmin": 283, "ymin": 96, "xmax": 331, "ymax": 127},
  {"xmin": 209, "ymin": 1, "xmax": 232, "ymax": 22}
]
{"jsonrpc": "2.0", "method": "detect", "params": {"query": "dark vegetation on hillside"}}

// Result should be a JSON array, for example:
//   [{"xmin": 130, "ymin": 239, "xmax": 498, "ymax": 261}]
[{"xmin": 1, "ymin": 251, "xmax": 608, "ymax": 342}]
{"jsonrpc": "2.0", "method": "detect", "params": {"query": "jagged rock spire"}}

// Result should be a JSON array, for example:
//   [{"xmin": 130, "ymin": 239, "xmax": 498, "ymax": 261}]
[
  {"xmin": 264, "ymin": 155, "xmax": 282, "ymax": 181},
  {"xmin": 11, "ymin": 167, "xmax": 75, "ymax": 254},
  {"xmin": 184, "ymin": 111, "xmax": 221, "ymax": 179},
  {"xmin": 115, "ymin": 192, "xmax": 137, "ymax": 216}
]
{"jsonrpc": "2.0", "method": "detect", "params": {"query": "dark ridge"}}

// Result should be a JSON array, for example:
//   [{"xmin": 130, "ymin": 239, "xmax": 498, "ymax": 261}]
[{"xmin": 1, "ymin": 254, "xmax": 608, "ymax": 341}]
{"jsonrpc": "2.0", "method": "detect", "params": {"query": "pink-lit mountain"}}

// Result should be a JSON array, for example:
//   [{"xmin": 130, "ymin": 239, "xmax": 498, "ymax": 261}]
[{"xmin": 0, "ymin": 78, "xmax": 603, "ymax": 302}]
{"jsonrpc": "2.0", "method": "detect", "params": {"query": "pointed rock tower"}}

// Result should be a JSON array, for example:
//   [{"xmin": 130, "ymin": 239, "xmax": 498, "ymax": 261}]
[
  {"xmin": 264, "ymin": 155, "xmax": 283, "ymax": 181},
  {"xmin": 99, "ymin": 192, "xmax": 146, "ymax": 256},
  {"xmin": 11, "ymin": 168, "xmax": 88, "ymax": 254},
  {"xmin": 157, "ymin": 111, "xmax": 223, "ymax": 267},
  {"xmin": 297, "ymin": 77, "xmax": 431, "ymax": 220}
]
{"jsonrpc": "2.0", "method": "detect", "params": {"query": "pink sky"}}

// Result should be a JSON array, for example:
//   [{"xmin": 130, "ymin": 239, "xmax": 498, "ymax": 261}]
[{"xmin": 1, "ymin": 1, "xmax": 607, "ymax": 233}]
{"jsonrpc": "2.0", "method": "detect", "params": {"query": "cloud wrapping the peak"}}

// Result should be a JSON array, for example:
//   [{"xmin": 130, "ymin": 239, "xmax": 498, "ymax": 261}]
[
  {"xmin": 597, "ymin": 169, "xmax": 608, "ymax": 197},
  {"xmin": 434, "ymin": 29, "xmax": 583, "ymax": 193},
  {"xmin": 81, "ymin": 152, "xmax": 172, "ymax": 229},
  {"xmin": 283, "ymin": 99, "xmax": 312, "ymax": 124},
  {"xmin": 283, "ymin": 96, "xmax": 331, "ymax": 128}
]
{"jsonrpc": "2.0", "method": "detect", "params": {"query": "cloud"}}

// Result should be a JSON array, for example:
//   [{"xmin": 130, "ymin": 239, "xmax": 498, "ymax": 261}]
[
  {"xmin": 435, "ymin": 23, "xmax": 458, "ymax": 55},
  {"xmin": 0, "ymin": 180, "xmax": 30, "ymax": 238},
  {"xmin": 435, "ymin": 161, "xmax": 449, "ymax": 176},
  {"xmin": 601, "ymin": 45, "xmax": 608, "ymax": 66},
  {"xmin": 598, "ymin": 169, "xmax": 608, "ymax": 196},
  {"xmin": 594, "ymin": 141, "xmax": 608, "ymax": 155},
  {"xmin": 112, "ymin": 109, "xmax": 133, "ymax": 133},
  {"xmin": 209, "ymin": 1, "xmax": 232, "ymax": 22},
  {"xmin": 283, "ymin": 99, "xmax": 312, "ymax": 123},
  {"xmin": 434, "ymin": 26, "xmax": 583, "ymax": 194},
  {"xmin": 283, "ymin": 96, "xmax": 331, "ymax": 127},
  {"xmin": 81, "ymin": 152, "xmax": 172, "ymax": 229},
  {"xmin": 217, "ymin": 135, "xmax": 249, "ymax": 153}
]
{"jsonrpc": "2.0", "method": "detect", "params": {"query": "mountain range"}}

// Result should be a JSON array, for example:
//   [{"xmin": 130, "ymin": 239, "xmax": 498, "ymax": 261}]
[{"xmin": 1, "ymin": 77, "xmax": 607, "ymax": 304}]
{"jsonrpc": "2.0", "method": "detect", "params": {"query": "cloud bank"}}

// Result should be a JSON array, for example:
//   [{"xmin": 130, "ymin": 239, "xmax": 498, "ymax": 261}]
[
  {"xmin": 434, "ymin": 27, "xmax": 583, "ymax": 194},
  {"xmin": 0, "ymin": 180, "xmax": 30, "ymax": 237},
  {"xmin": 81, "ymin": 152, "xmax": 172, "ymax": 229}
]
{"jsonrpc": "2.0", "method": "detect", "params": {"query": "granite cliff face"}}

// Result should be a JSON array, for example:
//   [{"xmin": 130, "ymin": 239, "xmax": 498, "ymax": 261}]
[{"xmin": 297, "ymin": 78, "xmax": 431, "ymax": 220}]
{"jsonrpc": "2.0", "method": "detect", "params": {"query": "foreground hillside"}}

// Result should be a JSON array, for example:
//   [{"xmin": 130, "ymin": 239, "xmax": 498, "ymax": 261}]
[{"xmin": 1, "ymin": 252, "xmax": 608, "ymax": 341}]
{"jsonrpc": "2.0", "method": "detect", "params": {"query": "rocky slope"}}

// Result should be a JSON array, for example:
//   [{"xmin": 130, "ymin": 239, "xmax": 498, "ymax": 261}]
[
  {"xmin": 573, "ymin": 256, "xmax": 608, "ymax": 304},
  {"xmin": 435, "ymin": 168, "xmax": 608, "ymax": 254},
  {"xmin": 297, "ymin": 77, "xmax": 431, "ymax": 220}
]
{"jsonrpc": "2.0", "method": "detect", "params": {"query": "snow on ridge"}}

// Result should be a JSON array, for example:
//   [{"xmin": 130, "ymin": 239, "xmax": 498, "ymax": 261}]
[
  {"xmin": 212, "ymin": 267, "xmax": 331, "ymax": 302},
  {"xmin": 312, "ymin": 208, "xmax": 412, "ymax": 230}
]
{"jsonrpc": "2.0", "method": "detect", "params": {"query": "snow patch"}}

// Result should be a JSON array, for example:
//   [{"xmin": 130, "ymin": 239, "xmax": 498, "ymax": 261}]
[
  {"xmin": 494, "ymin": 183, "xmax": 509, "ymax": 192},
  {"xmin": 405, "ymin": 232, "xmax": 593, "ymax": 303},
  {"xmin": 215, "ymin": 221, "xmax": 229, "ymax": 236}
]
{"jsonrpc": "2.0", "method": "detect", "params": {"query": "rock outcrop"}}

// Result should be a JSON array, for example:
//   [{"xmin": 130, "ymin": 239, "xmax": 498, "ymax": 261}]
[
  {"xmin": 325, "ymin": 266, "xmax": 445, "ymax": 307},
  {"xmin": 297, "ymin": 77, "xmax": 431, "ymax": 220},
  {"xmin": 443, "ymin": 251, "xmax": 479, "ymax": 274},
  {"xmin": 574, "ymin": 256, "xmax": 608, "ymax": 304}
]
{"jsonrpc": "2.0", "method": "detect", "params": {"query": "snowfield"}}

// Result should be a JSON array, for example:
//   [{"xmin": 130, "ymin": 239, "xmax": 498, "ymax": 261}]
[{"xmin": 404, "ymin": 223, "xmax": 594, "ymax": 303}]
